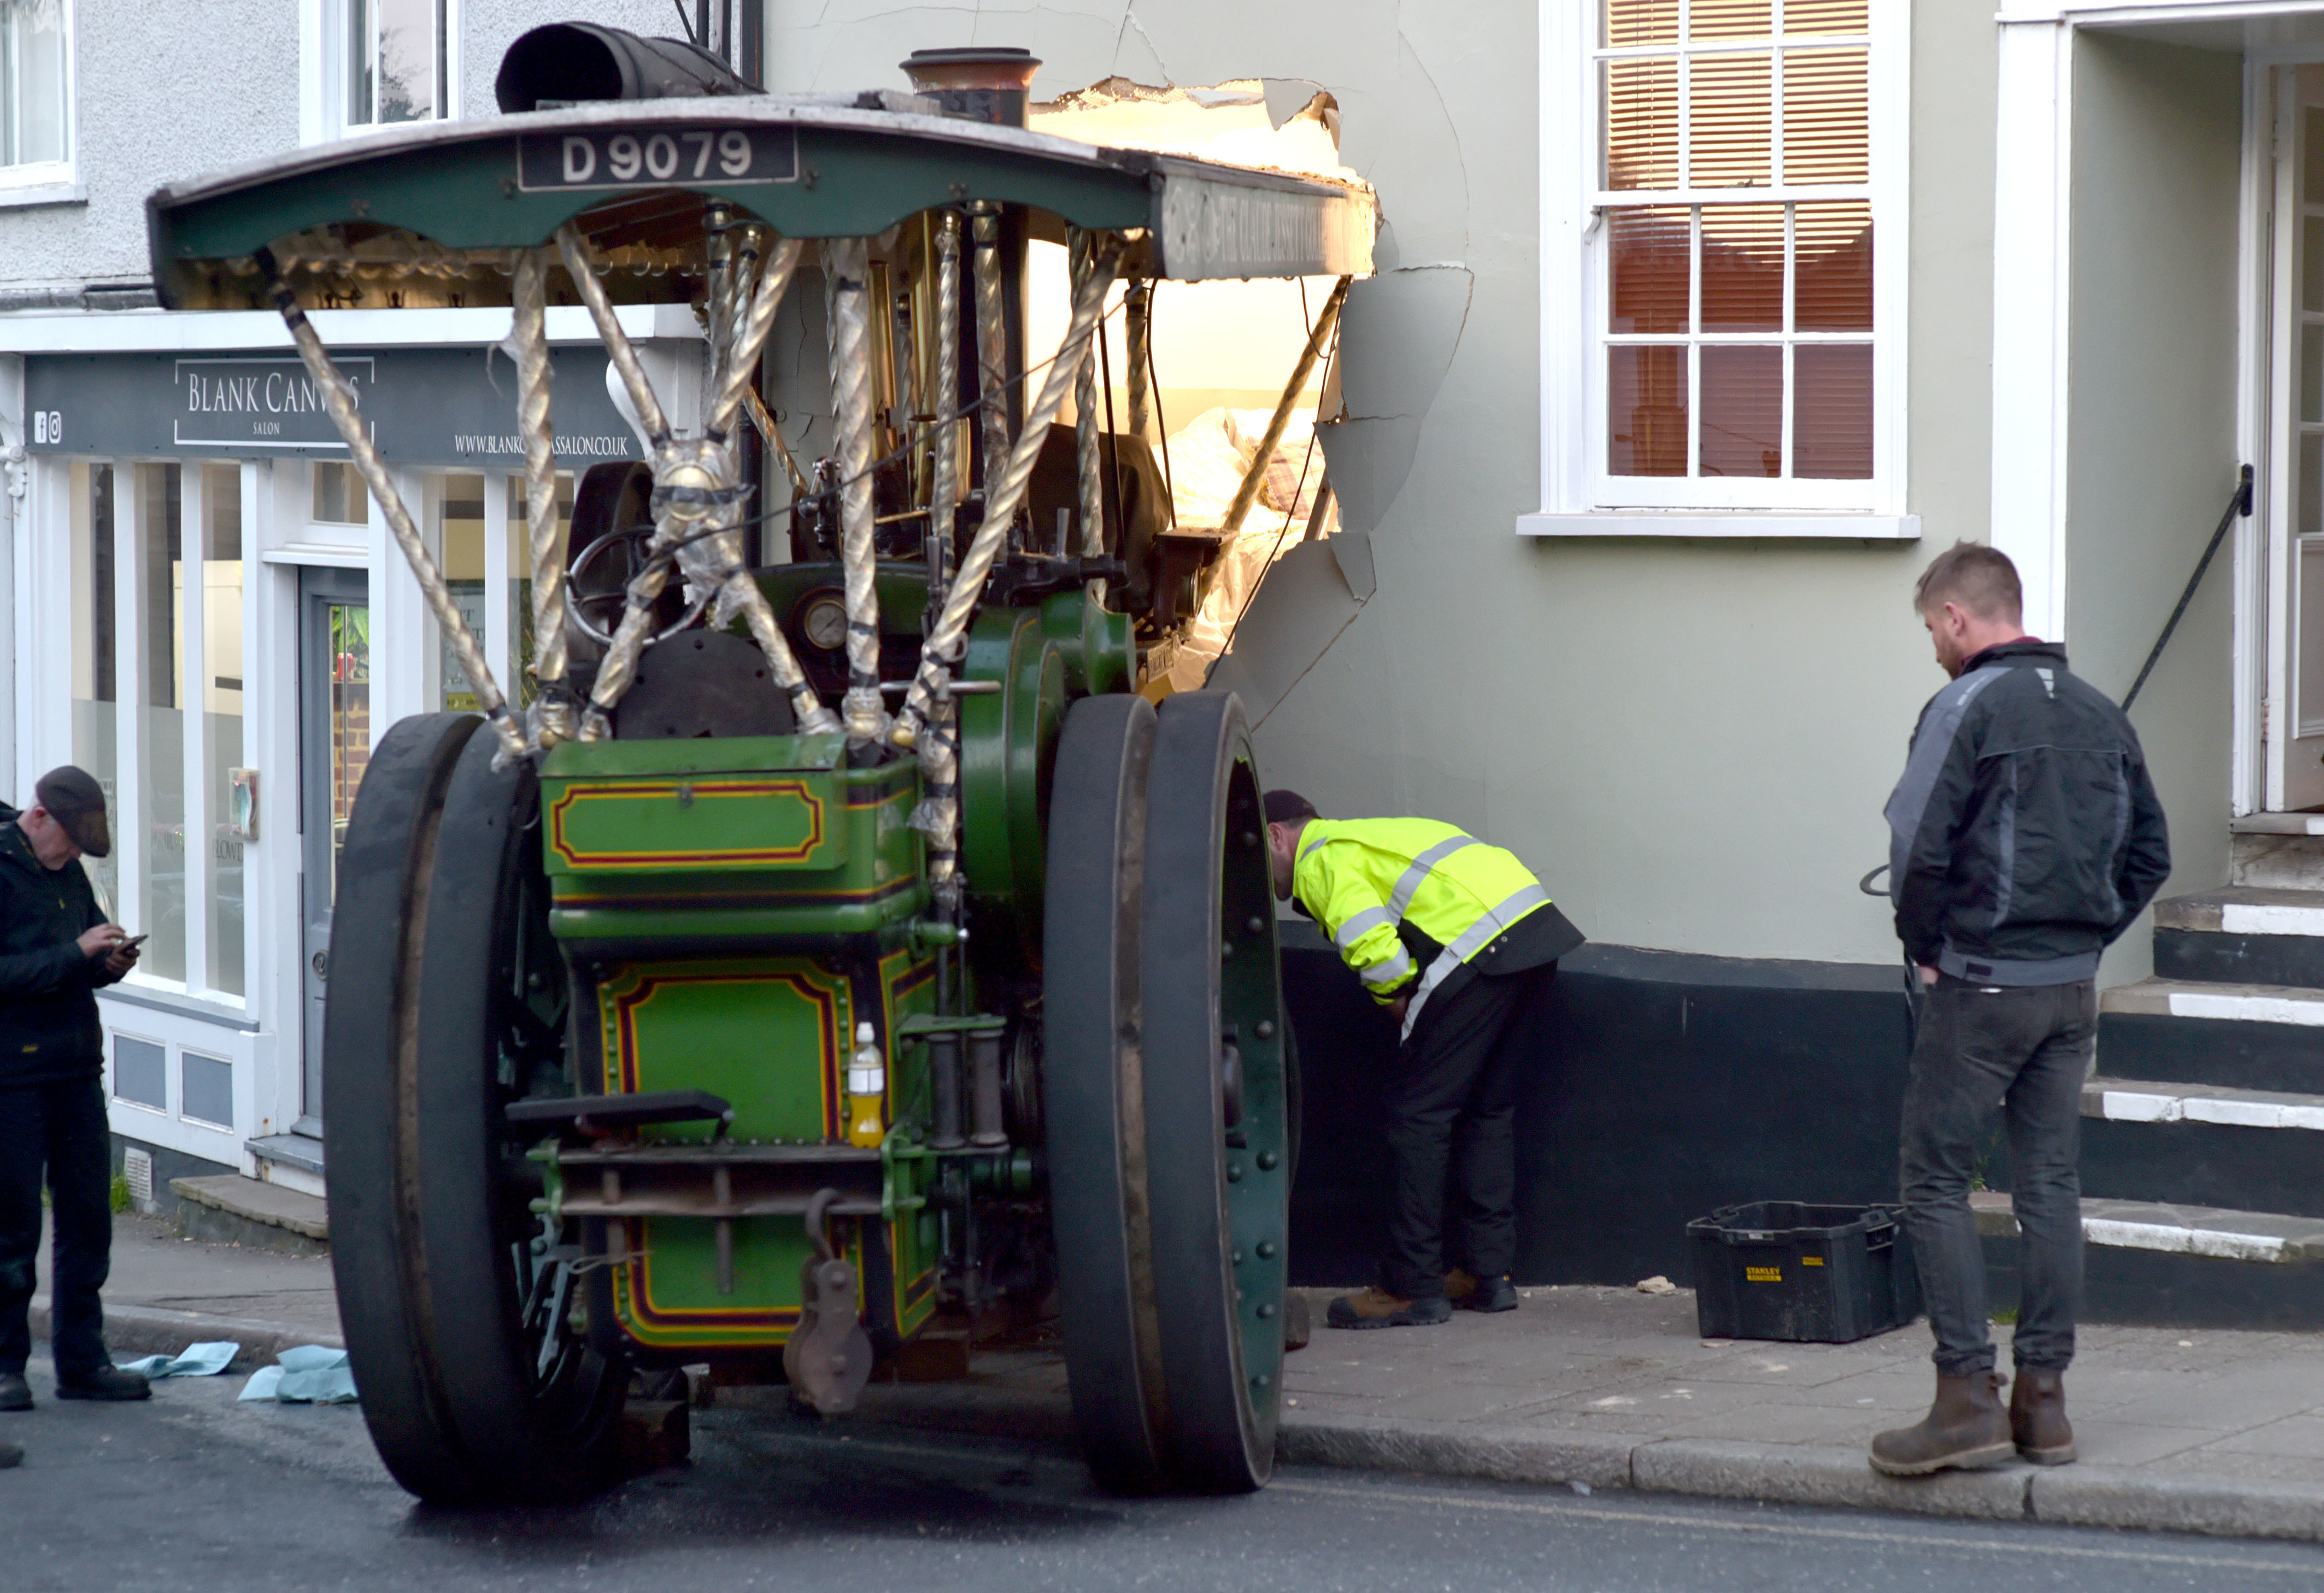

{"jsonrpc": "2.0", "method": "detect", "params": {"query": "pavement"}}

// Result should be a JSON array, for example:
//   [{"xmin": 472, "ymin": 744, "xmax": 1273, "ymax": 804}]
[
  {"xmin": 33, "ymin": 1218, "xmax": 2324, "ymax": 1544},
  {"xmin": 28, "ymin": 1211, "xmax": 339, "ymax": 1368}
]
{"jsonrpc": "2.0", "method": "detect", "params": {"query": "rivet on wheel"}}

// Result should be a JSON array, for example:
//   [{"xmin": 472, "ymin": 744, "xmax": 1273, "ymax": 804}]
[
  {"xmin": 1252, "ymin": 1373, "xmax": 1271, "ymax": 1389},
  {"xmin": 1257, "ymin": 1150, "xmax": 1278, "ymax": 1171},
  {"xmin": 1256, "ymin": 1241, "xmax": 1277, "ymax": 1259},
  {"xmin": 1246, "ymin": 915, "xmax": 1265, "ymax": 934},
  {"xmin": 1255, "ymin": 1020, "xmax": 1275, "ymax": 1038},
  {"xmin": 1226, "ymin": 1162, "xmax": 1245, "ymax": 1182},
  {"xmin": 1258, "ymin": 1302, "xmax": 1277, "ymax": 1320},
  {"xmin": 1233, "ymin": 1249, "xmax": 1243, "ymax": 1265},
  {"xmin": 1242, "ymin": 831, "xmax": 1260, "ymax": 849}
]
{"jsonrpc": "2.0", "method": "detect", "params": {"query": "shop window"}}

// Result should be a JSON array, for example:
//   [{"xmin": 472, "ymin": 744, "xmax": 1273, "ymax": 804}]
[
  {"xmin": 1528, "ymin": 0, "xmax": 1901, "ymax": 527},
  {"xmin": 0, "ymin": 0, "xmax": 69, "ymax": 174},
  {"xmin": 68, "ymin": 460, "xmax": 250, "ymax": 1004},
  {"xmin": 431, "ymin": 470, "xmax": 572, "ymax": 713},
  {"xmin": 137, "ymin": 466, "xmax": 186, "ymax": 985},
  {"xmin": 201, "ymin": 467, "xmax": 245, "ymax": 996},
  {"xmin": 312, "ymin": 460, "xmax": 369, "ymax": 524},
  {"xmin": 68, "ymin": 461, "xmax": 116, "ymax": 918},
  {"xmin": 345, "ymin": 0, "xmax": 448, "ymax": 127},
  {"xmin": 326, "ymin": 599, "xmax": 370, "ymax": 901}
]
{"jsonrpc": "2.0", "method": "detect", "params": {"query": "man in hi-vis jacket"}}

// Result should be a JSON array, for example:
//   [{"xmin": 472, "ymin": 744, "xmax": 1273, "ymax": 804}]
[
  {"xmin": 1264, "ymin": 791, "xmax": 1582, "ymax": 1329},
  {"xmin": 1873, "ymin": 543, "xmax": 2170, "ymax": 1478}
]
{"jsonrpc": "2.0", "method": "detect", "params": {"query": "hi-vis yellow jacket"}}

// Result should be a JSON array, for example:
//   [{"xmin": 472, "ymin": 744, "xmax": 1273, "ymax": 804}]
[{"xmin": 1292, "ymin": 818, "xmax": 1551, "ymax": 1038}]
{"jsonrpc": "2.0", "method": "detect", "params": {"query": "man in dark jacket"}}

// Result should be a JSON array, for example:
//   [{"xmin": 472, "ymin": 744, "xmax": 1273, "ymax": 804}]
[
  {"xmin": 0, "ymin": 767, "xmax": 148, "ymax": 1412},
  {"xmin": 1871, "ymin": 545, "xmax": 2170, "ymax": 1479}
]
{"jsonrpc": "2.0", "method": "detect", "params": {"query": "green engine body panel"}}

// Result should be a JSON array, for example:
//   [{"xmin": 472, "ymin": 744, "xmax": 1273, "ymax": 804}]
[
  {"xmin": 538, "ymin": 586, "xmax": 1130, "ymax": 1355},
  {"xmin": 540, "ymin": 733, "xmax": 925, "ymax": 943}
]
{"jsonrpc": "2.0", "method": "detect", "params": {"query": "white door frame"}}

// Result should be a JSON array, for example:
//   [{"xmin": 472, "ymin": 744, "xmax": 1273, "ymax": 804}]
[{"xmin": 1992, "ymin": 3, "xmax": 2295, "ymax": 816}]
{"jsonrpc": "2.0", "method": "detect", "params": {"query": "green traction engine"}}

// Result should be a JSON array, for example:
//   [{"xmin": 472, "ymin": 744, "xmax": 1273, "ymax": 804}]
[{"xmin": 144, "ymin": 26, "xmax": 1374, "ymax": 1501}]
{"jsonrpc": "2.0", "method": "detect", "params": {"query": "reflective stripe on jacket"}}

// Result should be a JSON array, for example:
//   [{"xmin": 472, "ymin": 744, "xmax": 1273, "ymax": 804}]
[{"xmin": 1292, "ymin": 818, "xmax": 1551, "ymax": 1039}]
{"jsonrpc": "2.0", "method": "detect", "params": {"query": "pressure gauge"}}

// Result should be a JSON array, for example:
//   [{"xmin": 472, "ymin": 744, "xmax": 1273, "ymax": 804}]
[{"xmin": 800, "ymin": 593, "xmax": 849, "ymax": 651}]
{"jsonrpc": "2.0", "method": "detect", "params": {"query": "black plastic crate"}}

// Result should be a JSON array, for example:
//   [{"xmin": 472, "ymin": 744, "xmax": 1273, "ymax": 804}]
[{"xmin": 1687, "ymin": 1201, "xmax": 1921, "ymax": 1343}]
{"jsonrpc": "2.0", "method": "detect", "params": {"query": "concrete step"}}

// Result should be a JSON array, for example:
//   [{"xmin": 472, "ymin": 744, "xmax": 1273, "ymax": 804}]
[
  {"xmin": 2082, "ymin": 1074, "xmax": 2324, "ymax": 1129},
  {"xmin": 1971, "ymin": 1192, "xmax": 2324, "ymax": 1328},
  {"xmin": 2073, "ymin": 1077, "xmax": 2324, "ymax": 1220},
  {"xmin": 2154, "ymin": 886, "xmax": 2324, "ymax": 987},
  {"xmin": 2097, "ymin": 979, "xmax": 2324, "ymax": 1094},
  {"xmin": 2230, "ymin": 815, "xmax": 2324, "ymax": 889},
  {"xmin": 246, "ymin": 1132, "xmax": 325, "ymax": 1201},
  {"xmin": 170, "ymin": 1173, "xmax": 330, "ymax": 1257}
]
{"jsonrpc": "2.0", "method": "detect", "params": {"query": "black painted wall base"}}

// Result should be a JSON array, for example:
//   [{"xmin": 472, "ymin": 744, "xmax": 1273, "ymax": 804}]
[
  {"xmin": 1981, "ymin": 1235, "xmax": 2324, "ymax": 1331},
  {"xmin": 2097, "ymin": 1012, "xmax": 2324, "ymax": 1094},
  {"xmin": 2080, "ymin": 1116, "xmax": 2324, "ymax": 1220},
  {"xmin": 110, "ymin": 1133, "xmax": 237, "ymax": 1216},
  {"xmin": 2154, "ymin": 926, "xmax": 2324, "ymax": 991},
  {"xmin": 1283, "ymin": 934, "xmax": 1915, "ymax": 1290}
]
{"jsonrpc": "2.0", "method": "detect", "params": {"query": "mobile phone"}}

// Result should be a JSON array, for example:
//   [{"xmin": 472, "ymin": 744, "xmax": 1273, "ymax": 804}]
[{"xmin": 118, "ymin": 933, "xmax": 148, "ymax": 950}]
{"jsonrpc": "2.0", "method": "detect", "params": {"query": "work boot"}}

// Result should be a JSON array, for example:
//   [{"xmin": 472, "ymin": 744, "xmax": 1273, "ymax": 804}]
[
  {"xmin": 54, "ymin": 1365, "xmax": 151, "ymax": 1402},
  {"xmin": 2010, "ymin": 1366, "xmax": 2076, "ymax": 1465},
  {"xmin": 1868, "ymin": 1371, "xmax": 2014, "ymax": 1477},
  {"xmin": 1283, "ymin": 1291, "xmax": 1313, "ymax": 1352},
  {"xmin": 0, "ymin": 1372, "xmax": 28, "ymax": 1412},
  {"xmin": 1446, "ymin": 1268, "xmax": 1519, "ymax": 1313},
  {"xmin": 1327, "ymin": 1286, "xmax": 1452, "ymax": 1330}
]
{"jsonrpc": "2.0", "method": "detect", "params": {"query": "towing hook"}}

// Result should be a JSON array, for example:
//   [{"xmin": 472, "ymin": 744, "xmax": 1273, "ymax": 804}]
[{"xmin": 805, "ymin": 1186, "xmax": 843, "ymax": 1264}]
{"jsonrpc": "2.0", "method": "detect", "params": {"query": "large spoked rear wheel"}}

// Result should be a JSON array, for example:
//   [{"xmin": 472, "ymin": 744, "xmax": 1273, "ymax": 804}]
[
  {"xmin": 1042, "ymin": 693, "xmax": 1173, "ymax": 1494},
  {"xmin": 1142, "ymin": 690, "xmax": 1290, "ymax": 1493},
  {"xmin": 325, "ymin": 714, "xmax": 627, "ymax": 1504}
]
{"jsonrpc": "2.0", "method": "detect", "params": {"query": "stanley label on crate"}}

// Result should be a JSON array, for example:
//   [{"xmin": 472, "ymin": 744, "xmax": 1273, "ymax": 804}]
[
  {"xmin": 1801, "ymin": 1256, "xmax": 1824, "ymax": 1266},
  {"xmin": 1745, "ymin": 1266, "xmax": 1782, "ymax": 1283}
]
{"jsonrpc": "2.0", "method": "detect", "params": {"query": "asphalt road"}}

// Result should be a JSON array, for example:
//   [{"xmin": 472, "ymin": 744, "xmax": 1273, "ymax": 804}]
[{"xmin": 5, "ymin": 1361, "xmax": 2324, "ymax": 1592}]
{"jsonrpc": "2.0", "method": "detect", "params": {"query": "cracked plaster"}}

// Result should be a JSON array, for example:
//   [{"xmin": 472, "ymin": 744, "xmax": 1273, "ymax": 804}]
[
  {"xmin": 765, "ymin": 0, "xmax": 1490, "ymax": 732},
  {"xmin": 765, "ymin": 0, "xmax": 1480, "ymax": 525}
]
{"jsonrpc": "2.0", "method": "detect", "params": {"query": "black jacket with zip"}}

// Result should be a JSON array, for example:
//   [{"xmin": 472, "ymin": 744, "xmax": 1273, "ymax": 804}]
[
  {"xmin": 0, "ymin": 803, "xmax": 122, "ymax": 1087},
  {"xmin": 1883, "ymin": 639, "xmax": 2172, "ymax": 985}
]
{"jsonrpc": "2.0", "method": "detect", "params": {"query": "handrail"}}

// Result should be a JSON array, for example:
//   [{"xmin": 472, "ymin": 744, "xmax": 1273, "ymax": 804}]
[{"xmin": 2121, "ymin": 463, "xmax": 2253, "ymax": 712}]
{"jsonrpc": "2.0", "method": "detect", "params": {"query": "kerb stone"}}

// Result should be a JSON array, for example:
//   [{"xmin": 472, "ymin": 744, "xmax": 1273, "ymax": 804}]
[
  {"xmin": 2031, "ymin": 1466, "xmax": 2324, "ymax": 1542},
  {"xmin": 1278, "ymin": 1414, "xmax": 1639, "ymax": 1490},
  {"xmin": 1632, "ymin": 1439, "xmax": 2031, "ymax": 1520}
]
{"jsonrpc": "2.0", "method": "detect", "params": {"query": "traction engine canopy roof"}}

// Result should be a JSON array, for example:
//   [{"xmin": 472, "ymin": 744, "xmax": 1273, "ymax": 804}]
[{"xmin": 146, "ymin": 97, "xmax": 1377, "ymax": 311}]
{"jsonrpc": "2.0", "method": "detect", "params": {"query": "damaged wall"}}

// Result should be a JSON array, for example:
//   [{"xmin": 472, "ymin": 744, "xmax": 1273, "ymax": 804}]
[{"xmin": 760, "ymin": 0, "xmax": 2000, "ymax": 967}]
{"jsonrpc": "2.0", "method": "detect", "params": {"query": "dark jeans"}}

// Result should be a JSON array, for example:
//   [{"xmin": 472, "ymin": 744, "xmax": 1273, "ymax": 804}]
[
  {"xmin": 0, "ymin": 1077, "xmax": 116, "ymax": 1379},
  {"xmin": 1379, "ymin": 965, "xmax": 1553, "ymax": 1301},
  {"xmin": 1899, "ymin": 975, "xmax": 2093, "ymax": 1377}
]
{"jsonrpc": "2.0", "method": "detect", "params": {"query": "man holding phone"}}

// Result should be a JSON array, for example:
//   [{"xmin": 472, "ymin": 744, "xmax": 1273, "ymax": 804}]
[{"xmin": 0, "ymin": 767, "xmax": 150, "ymax": 1412}]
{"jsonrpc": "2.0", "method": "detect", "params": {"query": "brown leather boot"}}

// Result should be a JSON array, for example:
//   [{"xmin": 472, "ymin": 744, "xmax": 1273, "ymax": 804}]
[
  {"xmin": 1869, "ymin": 1371, "xmax": 2014, "ymax": 1477},
  {"xmin": 2010, "ymin": 1367, "xmax": 2076, "ymax": 1465},
  {"xmin": 1326, "ymin": 1286, "xmax": 1452, "ymax": 1329}
]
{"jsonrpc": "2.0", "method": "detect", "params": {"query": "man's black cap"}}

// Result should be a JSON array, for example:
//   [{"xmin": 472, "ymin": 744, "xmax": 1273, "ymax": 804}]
[
  {"xmin": 1263, "ymin": 789, "xmax": 1319, "ymax": 826},
  {"xmin": 34, "ymin": 766, "xmax": 110, "ymax": 858}
]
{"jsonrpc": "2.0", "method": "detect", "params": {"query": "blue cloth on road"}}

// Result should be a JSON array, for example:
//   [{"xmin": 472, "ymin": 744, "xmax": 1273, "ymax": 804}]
[
  {"xmin": 119, "ymin": 1341, "xmax": 240, "ymax": 1378},
  {"xmin": 239, "ymin": 1344, "xmax": 357, "ymax": 1404}
]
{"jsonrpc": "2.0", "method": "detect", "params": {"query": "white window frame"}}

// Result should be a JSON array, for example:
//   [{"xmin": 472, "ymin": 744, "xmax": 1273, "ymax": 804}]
[
  {"xmin": 0, "ymin": 0, "xmax": 79, "ymax": 207},
  {"xmin": 304, "ymin": 0, "xmax": 460, "ymax": 144},
  {"xmin": 1522, "ymin": 0, "xmax": 1913, "ymax": 538}
]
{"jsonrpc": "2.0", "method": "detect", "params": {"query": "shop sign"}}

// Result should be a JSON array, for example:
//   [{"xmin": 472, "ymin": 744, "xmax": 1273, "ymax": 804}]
[{"xmin": 25, "ymin": 346, "xmax": 644, "ymax": 468}]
